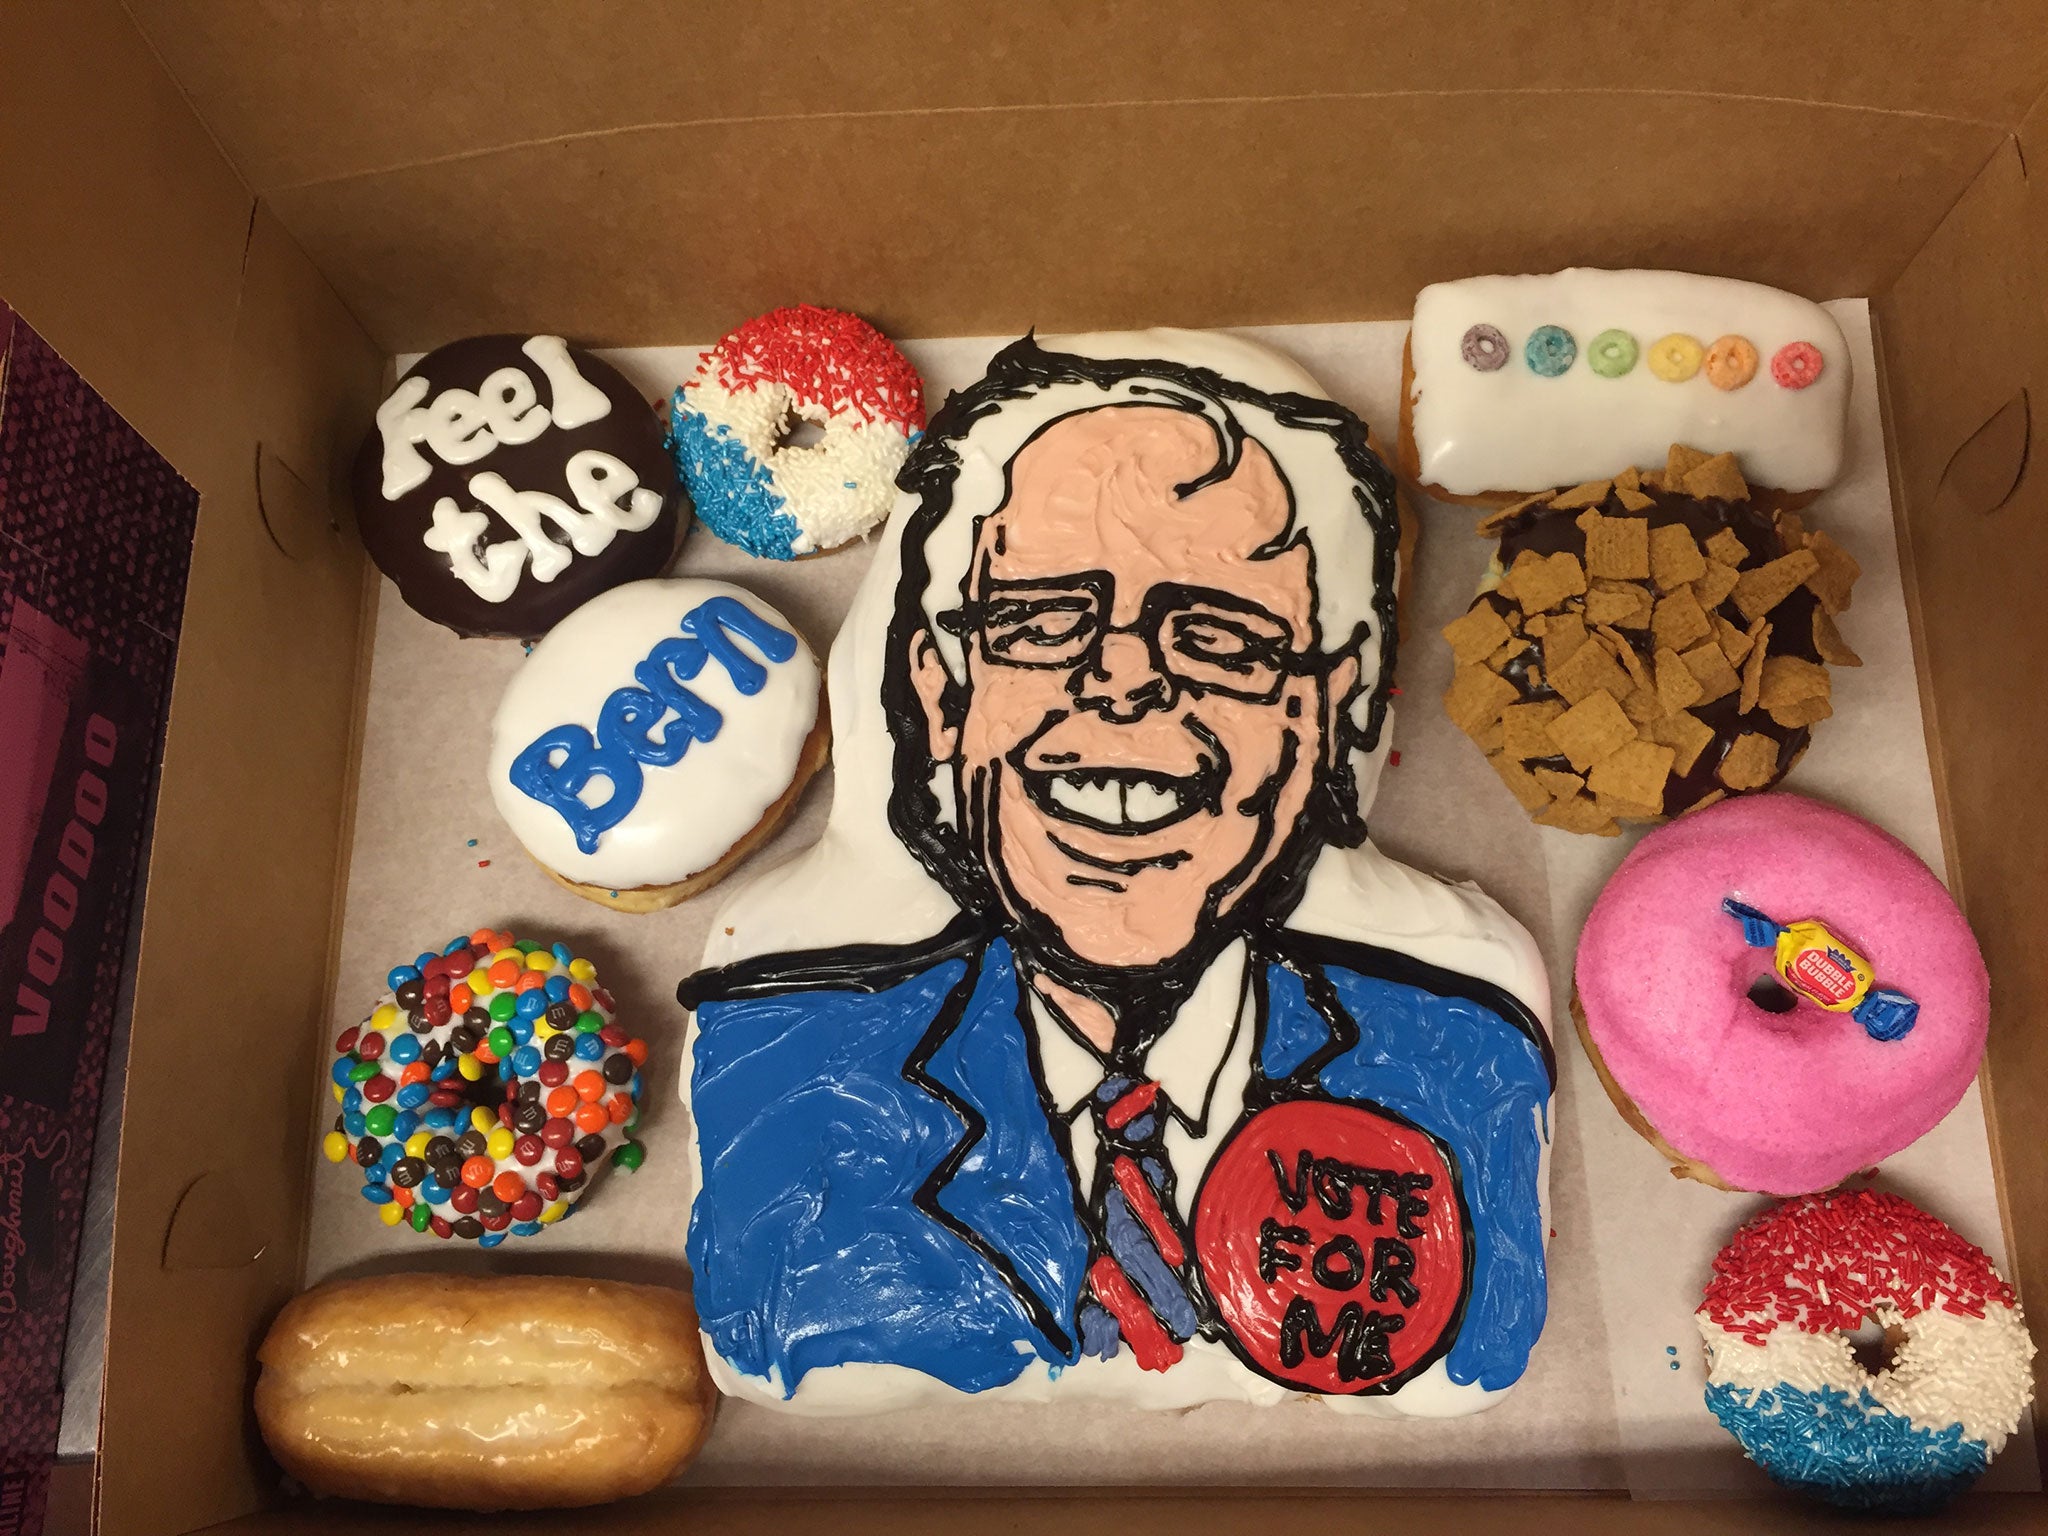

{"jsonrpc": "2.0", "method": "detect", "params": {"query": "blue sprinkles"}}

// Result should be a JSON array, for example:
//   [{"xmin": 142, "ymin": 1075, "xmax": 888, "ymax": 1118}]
[
  {"xmin": 666, "ymin": 390, "xmax": 807, "ymax": 560},
  {"xmin": 1705, "ymin": 1382, "xmax": 1988, "ymax": 1512}
]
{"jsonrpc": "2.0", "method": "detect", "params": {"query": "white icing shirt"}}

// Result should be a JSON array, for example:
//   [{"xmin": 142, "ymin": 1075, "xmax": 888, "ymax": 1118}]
[
  {"xmin": 488, "ymin": 578, "xmax": 821, "ymax": 891},
  {"xmin": 1032, "ymin": 939, "xmax": 1254, "ymax": 1216},
  {"xmin": 1408, "ymin": 269, "xmax": 1851, "ymax": 495}
]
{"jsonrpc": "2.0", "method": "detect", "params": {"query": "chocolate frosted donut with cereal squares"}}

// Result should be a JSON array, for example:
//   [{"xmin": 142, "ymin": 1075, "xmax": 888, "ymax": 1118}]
[{"xmin": 1440, "ymin": 445, "xmax": 1863, "ymax": 835}]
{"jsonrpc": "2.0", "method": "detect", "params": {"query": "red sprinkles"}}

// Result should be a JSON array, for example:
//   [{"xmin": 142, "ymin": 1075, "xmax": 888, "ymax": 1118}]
[
  {"xmin": 700, "ymin": 304, "xmax": 925, "ymax": 430},
  {"xmin": 1700, "ymin": 1189, "xmax": 2014, "ymax": 1344}
]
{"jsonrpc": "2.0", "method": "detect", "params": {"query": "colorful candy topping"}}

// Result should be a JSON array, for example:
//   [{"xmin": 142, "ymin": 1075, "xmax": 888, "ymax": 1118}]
[
  {"xmin": 1704, "ymin": 335, "xmax": 1759, "ymax": 391},
  {"xmin": 1523, "ymin": 325, "xmax": 1576, "ymax": 378},
  {"xmin": 1723, "ymin": 899, "xmax": 1918, "ymax": 1040},
  {"xmin": 1459, "ymin": 323, "xmax": 1510, "ymax": 372},
  {"xmin": 669, "ymin": 304, "xmax": 926, "ymax": 559},
  {"xmin": 326, "ymin": 928, "xmax": 647, "ymax": 1246},
  {"xmin": 1647, "ymin": 333, "xmax": 1705, "ymax": 383},
  {"xmin": 1586, "ymin": 329, "xmax": 1639, "ymax": 378},
  {"xmin": 1771, "ymin": 340, "xmax": 1826, "ymax": 390},
  {"xmin": 1699, "ymin": 1189, "xmax": 2033, "ymax": 1512},
  {"xmin": 1458, "ymin": 323, "xmax": 1826, "ymax": 388}
]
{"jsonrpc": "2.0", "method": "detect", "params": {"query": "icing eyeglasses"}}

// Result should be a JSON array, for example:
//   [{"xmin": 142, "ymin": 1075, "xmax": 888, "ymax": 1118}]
[{"xmin": 949, "ymin": 577, "xmax": 1332, "ymax": 703}]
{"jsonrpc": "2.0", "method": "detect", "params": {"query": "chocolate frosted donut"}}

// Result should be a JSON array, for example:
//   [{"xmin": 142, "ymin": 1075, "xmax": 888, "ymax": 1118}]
[
  {"xmin": 1440, "ymin": 446, "xmax": 1862, "ymax": 835},
  {"xmin": 352, "ymin": 335, "xmax": 688, "ymax": 638}
]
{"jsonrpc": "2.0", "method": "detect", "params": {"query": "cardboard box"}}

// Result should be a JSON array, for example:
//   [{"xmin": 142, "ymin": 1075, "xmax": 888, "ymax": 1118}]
[{"xmin": 2, "ymin": 1, "xmax": 2045, "ymax": 1530}]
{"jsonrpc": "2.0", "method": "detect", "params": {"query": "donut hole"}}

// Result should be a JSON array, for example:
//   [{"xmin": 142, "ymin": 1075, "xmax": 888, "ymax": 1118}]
[
  {"xmin": 1746, "ymin": 974, "xmax": 1799, "ymax": 1014},
  {"xmin": 1846, "ymin": 1313, "xmax": 1908, "ymax": 1375},
  {"xmin": 774, "ymin": 411, "xmax": 829, "ymax": 452}
]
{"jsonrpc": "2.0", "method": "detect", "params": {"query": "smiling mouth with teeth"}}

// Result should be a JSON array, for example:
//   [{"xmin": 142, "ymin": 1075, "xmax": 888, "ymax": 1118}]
[{"xmin": 1021, "ymin": 764, "xmax": 1217, "ymax": 833}]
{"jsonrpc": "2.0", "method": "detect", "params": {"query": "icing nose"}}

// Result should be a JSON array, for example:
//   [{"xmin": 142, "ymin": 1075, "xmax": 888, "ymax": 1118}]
[{"xmin": 1072, "ymin": 632, "xmax": 1173, "ymax": 721}]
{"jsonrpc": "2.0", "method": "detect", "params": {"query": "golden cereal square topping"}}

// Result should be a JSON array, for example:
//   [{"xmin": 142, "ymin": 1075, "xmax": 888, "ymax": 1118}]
[
  {"xmin": 1551, "ymin": 479, "xmax": 1613, "ymax": 510},
  {"xmin": 1547, "ymin": 635, "xmax": 1633, "ymax": 706},
  {"xmin": 1587, "ymin": 739, "xmax": 1675, "ymax": 815},
  {"xmin": 1805, "ymin": 530, "xmax": 1861, "ymax": 614},
  {"xmin": 1646, "ymin": 708, "xmax": 1715, "ymax": 776},
  {"xmin": 1665, "ymin": 444, "xmax": 1712, "ymax": 483},
  {"xmin": 1704, "ymin": 528, "xmax": 1750, "ymax": 567},
  {"xmin": 1507, "ymin": 550, "xmax": 1588, "ymax": 614},
  {"xmin": 1649, "ymin": 524, "xmax": 1708, "ymax": 591},
  {"xmin": 1442, "ymin": 603, "xmax": 1514, "ymax": 665},
  {"xmin": 1679, "ymin": 639, "xmax": 1741, "ymax": 703},
  {"xmin": 1585, "ymin": 583, "xmax": 1647, "ymax": 628},
  {"xmin": 1651, "ymin": 587, "xmax": 1714, "ymax": 653},
  {"xmin": 1738, "ymin": 621, "xmax": 1773, "ymax": 713},
  {"xmin": 1681, "ymin": 451, "xmax": 1749, "ymax": 502},
  {"xmin": 1813, "ymin": 609, "xmax": 1862, "ymax": 667},
  {"xmin": 1732, "ymin": 550, "xmax": 1822, "ymax": 623},
  {"xmin": 1444, "ymin": 663, "xmax": 1518, "ymax": 735},
  {"xmin": 1502, "ymin": 699, "xmax": 1567, "ymax": 761},
  {"xmin": 1546, "ymin": 690, "xmax": 1637, "ymax": 771},
  {"xmin": 1582, "ymin": 513, "xmax": 1651, "ymax": 581},
  {"xmin": 1717, "ymin": 733, "xmax": 1781, "ymax": 792},
  {"xmin": 1534, "ymin": 792, "xmax": 1621, "ymax": 836},
  {"xmin": 1692, "ymin": 560, "xmax": 1742, "ymax": 613},
  {"xmin": 1654, "ymin": 646, "xmax": 1706, "ymax": 712},
  {"xmin": 1758, "ymin": 655, "xmax": 1831, "ymax": 710},
  {"xmin": 1488, "ymin": 752, "xmax": 1553, "ymax": 813}
]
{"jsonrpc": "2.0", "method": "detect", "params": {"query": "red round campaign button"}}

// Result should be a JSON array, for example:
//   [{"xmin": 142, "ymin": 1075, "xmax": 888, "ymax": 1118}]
[{"xmin": 1193, "ymin": 1099, "xmax": 1466, "ymax": 1393}]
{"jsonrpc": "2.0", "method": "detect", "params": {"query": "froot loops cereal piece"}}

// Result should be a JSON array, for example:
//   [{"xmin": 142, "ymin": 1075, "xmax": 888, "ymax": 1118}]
[
  {"xmin": 1586, "ymin": 328, "xmax": 1638, "ymax": 378},
  {"xmin": 1647, "ymin": 332, "xmax": 1704, "ymax": 382},
  {"xmin": 1460, "ymin": 322, "xmax": 1510, "ymax": 371},
  {"xmin": 1772, "ymin": 340, "xmax": 1827, "ymax": 390},
  {"xmin": 1698, "ymin": 1189, "xmax": 2034, "ymax": 1512},
  {"xmin": 1404, "ymin": 269, "xmax": 1854, "ymax": 500},
  {"xmin": 669, "ymin": 304, "xmax": 925, "ymax": 560},
  {"xmin": 1523, "ymin": 324, "xmax": 1576, "ymax": 377},
  {"xmin": 1704, "ymin": 334, "xmax": 1759, "ymax": 390},
  {"xmin": 327, "ymin": 929, "xmax": 646, "ymax": 1246}
]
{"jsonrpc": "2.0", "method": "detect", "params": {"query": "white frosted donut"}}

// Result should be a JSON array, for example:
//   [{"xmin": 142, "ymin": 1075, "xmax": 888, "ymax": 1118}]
[{"xmin": 488, "ymin": 578, "xmax": 822, "ymax": 897}]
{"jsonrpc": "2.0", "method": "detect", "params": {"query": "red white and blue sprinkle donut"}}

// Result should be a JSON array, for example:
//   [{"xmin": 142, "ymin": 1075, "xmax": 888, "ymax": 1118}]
[
  {"xmin": 668, "ymin": 305, "xmax": 925, "ymax": 560},
  {"xmin": 1698, "ymin": 1189, "xmax": 2035, "ymax": 1511},
  {"xmin": 324, "ymin": 927, "xmax": 647, "ymax": 1247}
]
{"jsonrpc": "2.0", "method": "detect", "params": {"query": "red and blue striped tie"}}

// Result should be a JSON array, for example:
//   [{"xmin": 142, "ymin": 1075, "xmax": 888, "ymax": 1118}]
[{"xmin": 1078, "ymin": 1076, "xmax": 1202, "ymax": 1371}]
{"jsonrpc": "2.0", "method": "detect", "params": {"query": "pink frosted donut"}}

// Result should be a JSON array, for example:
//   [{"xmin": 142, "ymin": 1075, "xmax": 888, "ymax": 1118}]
[{"xmin": 1574, "ymin": 794, "xmax": 1987, "ymax": 1194}]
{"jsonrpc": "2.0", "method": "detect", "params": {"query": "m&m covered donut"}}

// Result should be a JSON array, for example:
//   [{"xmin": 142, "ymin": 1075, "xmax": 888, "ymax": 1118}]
[
  {"xmin": 668, "ymin": 304, "xmax": 925, "ymax": 560},
  {"xmin": 325, "ymin": 929, "xmax": 647, "ymax": 1245},
  {"xmin": 1698, "ymin": 1189, "xmax": 2035, "ymax": 1511}
]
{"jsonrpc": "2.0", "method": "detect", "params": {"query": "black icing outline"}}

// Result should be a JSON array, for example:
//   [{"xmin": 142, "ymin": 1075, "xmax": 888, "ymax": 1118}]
[{"xmin": 676, "ymin": 336, "xmax": 1553, "ymax": 1387}]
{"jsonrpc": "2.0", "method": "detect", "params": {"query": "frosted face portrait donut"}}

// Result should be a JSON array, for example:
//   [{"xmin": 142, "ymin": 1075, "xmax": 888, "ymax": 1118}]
[{"xmin": 681, "ymin": 333, "xmax": 1555, "ymax": 1419}]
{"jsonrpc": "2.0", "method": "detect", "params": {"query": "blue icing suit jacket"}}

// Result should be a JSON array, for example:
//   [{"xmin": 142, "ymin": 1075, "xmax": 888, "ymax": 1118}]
[{"xmin": 682, "ymin": 922, "xmax": 1554, "ymax": 1399}]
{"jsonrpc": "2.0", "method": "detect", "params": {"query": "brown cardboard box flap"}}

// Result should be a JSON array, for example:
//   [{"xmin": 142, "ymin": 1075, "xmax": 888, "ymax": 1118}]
[
  {"xmin": 124, "ymin": 1, "xmax": 2048, "ymax": 191},
  {"xmin": 124, "ymin": 3, "xmax": 2048, "ymax": 350}
]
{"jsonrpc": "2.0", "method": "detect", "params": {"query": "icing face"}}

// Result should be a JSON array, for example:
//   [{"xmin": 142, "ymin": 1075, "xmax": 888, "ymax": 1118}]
[
  {"xmin": 909, "ymin": 406, "xmax": 1352, "ymax": 970},
  {"xmin": 353, "ymin": 336, "xmax": 688, "ymax": 638},
  {"xmin": 679, "ymin": 333, "xmax": 1554, "ymax": 1420}
]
